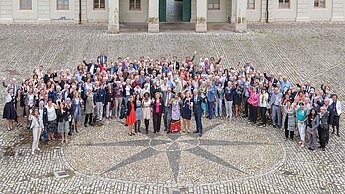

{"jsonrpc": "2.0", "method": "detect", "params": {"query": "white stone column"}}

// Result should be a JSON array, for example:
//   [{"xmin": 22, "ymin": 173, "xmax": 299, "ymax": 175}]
[
  {"xmin": 195, "ymin": 0, "xmax": 207, "ymax": 33},
  {"xmin": 0, "ymin": 0, "xmax": 13, "ymax": 24},
  {"xmin": 331, "ymin": 0, "xmax": 345, "ymax": 21},
  {"xmin": 234, "ymin": 0, "xmax": 247, "ymax": 32},
  {"xmin": 260, "ymin": 0, "xmax": 273, "ymax": 22},
  {"xmin": 38, "ymin": 0, "xmax": 50, "ymax": 23},
  {"xmin": 296, "ymin": 0, "xmax": 310, "ymax": 22},
  {"xmin": 148, "ymin": 0, "xmax": 159, "ymax": 33},
  {"xmin": 108, "ymin": 0, "xmax": 120, "ymax": 33}
]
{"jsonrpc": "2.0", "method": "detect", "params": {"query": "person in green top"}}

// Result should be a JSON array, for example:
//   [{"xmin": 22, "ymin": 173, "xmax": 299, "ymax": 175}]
[{"xmin": 296, "ymin": 102, "xmax": 308, "ymax": 148}]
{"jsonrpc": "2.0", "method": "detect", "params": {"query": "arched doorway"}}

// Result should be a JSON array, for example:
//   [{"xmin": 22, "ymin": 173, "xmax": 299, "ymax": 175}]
[{"xmin": 159, "ymin": 0, "xmax": 191, "ymax": 22}]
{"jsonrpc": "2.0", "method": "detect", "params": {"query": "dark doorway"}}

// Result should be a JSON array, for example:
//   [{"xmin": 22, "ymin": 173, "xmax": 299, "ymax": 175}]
[{"xmin": 159, "ymin": 0, "xmax": 191, "ymax": 22}]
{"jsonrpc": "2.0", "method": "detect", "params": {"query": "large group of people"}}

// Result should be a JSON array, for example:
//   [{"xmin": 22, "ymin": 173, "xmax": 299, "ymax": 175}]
[{"xmin": 2, "ymin": 51, "xmax": 342, "ymax": 155}]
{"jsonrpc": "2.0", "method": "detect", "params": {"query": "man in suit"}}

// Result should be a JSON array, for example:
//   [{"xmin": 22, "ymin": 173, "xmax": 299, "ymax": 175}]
[
  {"xmin": 83, "ymin": 59, "xmax": 98, "ymax": 76},
  {"xmin": 329, "ymin": 94, "xmax": 342, "ymax": 137},
  {"xmin": 38, "ymin": 100, "xmax": 49, "ymax": 141},
  {"xmin": 163, "ymin": 87, "xmax": 174, "ymax": 133},
  {"xmin": 191, "ymin": 89, "xmax": 205, "ymax": 137},
  {"xmin": 169, "ymin": 56, "xmax": 180, "ymax": 71},
  {"xmin": 269, "ymin": 87, "xmax": 283, "ymax": 128},
  {"xmin": 97, "ymin": 51, "xmax": 108, "ymax": 65}
]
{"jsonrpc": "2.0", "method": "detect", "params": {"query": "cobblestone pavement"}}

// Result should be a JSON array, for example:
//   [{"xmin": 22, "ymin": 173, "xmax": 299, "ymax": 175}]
[{"xmin": 0, "ymin": 23, "xmax": 345, "ymax": 193}]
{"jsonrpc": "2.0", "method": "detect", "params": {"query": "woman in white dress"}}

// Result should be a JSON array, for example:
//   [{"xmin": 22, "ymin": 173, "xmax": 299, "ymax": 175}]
[{"xmin": 142, "ymin": 92, "xmax": 151, "ymax": 134}]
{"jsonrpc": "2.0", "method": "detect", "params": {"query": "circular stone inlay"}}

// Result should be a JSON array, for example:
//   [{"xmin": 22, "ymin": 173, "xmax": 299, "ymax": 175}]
[{"xmin": 65, "ymin": 121, "xmax": 283, "ymax": 184}]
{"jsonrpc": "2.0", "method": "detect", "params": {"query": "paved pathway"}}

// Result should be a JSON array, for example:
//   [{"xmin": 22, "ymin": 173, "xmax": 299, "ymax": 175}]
[{"xmin": 0, "ymin": 23, "xmax": 344, "ymax": 193}]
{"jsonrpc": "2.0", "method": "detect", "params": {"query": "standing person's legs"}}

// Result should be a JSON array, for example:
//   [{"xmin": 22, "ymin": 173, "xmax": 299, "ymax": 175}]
[
  {"xmin": 215, "ymin": 100, "xmax": 220, "ymax": 117},
  {"xmin": 153, "ymin": 114, "xmax": 157, "ymax": 133},
  {"xmin": 84, "ymin": 114, "xmax": 89, "ymax": 127},
  {"xmin": 290, "ymin": 131, "xmax": 294, "ymax": 140},
  {"xmin": 248, "ymin": 104, "xmax": 253, "ymax": 122},
  {"xmin": 96, "ymin": 102, "xmax": 101, "ymax": 120},
  {"xmin": 218, "ymin": 99, "xmax": 223, "ymax": 117},
  {"xmin": 334, "ymin": 116, "xmax": 340, "ymax": 136},
  {"xmin": 325, "ymin": 125, "xmax": 330, "ymax": 144},
  {"xmin": 99, "ymin": 103, "xmax": 103, "ymax": 121},
  {"xmin": 310, "ymin": 130, "xmax": 317, "ymax": 149},
  {"xmin": 157, "ymin": 114, "xmax": 162, "ymax": 132},
  {"xmin": 261, "ymin": 107, "xmax": 267, "ymax": 126},
  {"xmin": 89, "ymin": 113, "xmax": 93, "ymax": 126},
  {"xmin": 197, "ymin": 112, "xmax": 203, "ymax": 134},
  {"xmin": 207, "ymin": 101, "xmax": 213, "ymax": 119},
  {"xmin": 229, "ymin": 101, "xmax": 233, "ymax": 118},
  {"xmin": 298, "ymin": 123, "xmax": 306, "ymax": 146},
  {"xmin": 225, "ymin": 100, "xmax": 230, "ymax": 118},
  {"xmin": 272, "ymin": 106, "xmax": 277, "ymax": 127},
  {"xmin": 106, "ymin": 102, "xmax": 110, "ymax": 118},
  {"xmin": 26, "ymin": 106, "xmax": 30, "ymax": 128},
  {"xmin": 253, "ymin": 106, "xmax": 258, "ymax": 124},
  {"xmin": 164, "ymin": 108, "xmax": 171, "ymax": 131},
  {"xmin": 194, "ymin": 112, "xmax": 199, "ymax": 133},
  {"xmin": 144, "ymin": 119, "xmax": 149, "ymax": 133},
  {"xmin": 277, "ymin": 106, "xmax": 282, "ymax": 128},
  {"xmin": 243, "ymin": 97, "xmax": 249, "ymax": 117},
  {"xmin": 32, "ymin": 127, "xmax": 38, "ymax": 154},
  {"xmin": 319, "ymin": 126, "xmax": 326, "ymax": 148},
  {"xmin": 117, "ymin": 98, "xmax": 123, "ymax": 118}
]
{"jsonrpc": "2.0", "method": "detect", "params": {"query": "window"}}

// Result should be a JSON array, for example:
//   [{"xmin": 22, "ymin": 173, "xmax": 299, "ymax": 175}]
[
  {"xmin": 129, "ymin": 0, "xmax": 141, "ymax": 10},
  {"xmin": 57, "ymin": 0, "xmax": 69, "ymax": 10},
  {"xmin": 208, "ymin": 0, "xmax": 220, "ymax": 10},
  {"xmin": 247, "ymin": 0, "xmax": 255, "ymax": 9},
  {"xmin": 94, "ymin": 0, "xmax": 105, "ymax": 9},
  {"xmin": 314, "ymin": 0, "xmax": 325, "ymax": 8},
  {"xmin": 20, "ymin": 0, "xmax": 32, "ymax": 10},
  {"xmin": 279, "ymin": 0, "xmax": 290, "ymax": 9}
]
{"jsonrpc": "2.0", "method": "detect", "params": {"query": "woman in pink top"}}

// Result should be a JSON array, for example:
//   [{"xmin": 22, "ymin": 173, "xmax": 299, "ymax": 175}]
[{"xmin": 247, "ymin": 86, "xmax": 260, "ymax": 124}]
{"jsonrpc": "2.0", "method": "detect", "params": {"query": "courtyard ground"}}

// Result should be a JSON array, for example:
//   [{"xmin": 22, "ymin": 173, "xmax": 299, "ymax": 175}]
[{"xmin": 0, "ymin": 22, "xmax": 344, "ymax": 193}]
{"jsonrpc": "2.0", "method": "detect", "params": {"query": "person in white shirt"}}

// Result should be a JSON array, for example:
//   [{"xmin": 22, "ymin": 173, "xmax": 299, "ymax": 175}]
[
  {"xmin": 30, "ymin": 108, "xmax": 44, "ymax": 155},
  {"xmin": 258, "ymin": 88, "xmax": 269, "ymax": 127}
]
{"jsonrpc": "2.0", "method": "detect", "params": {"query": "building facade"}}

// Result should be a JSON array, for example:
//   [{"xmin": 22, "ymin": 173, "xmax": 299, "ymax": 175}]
[{"xmin": 0, "ymin": 0, "xmax": 344, "ymax": 33}]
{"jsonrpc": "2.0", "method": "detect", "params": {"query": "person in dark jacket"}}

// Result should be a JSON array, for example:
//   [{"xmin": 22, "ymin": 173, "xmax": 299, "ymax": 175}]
[
  {"xmin": 318, "ymin": 106, "xmax": 329, "ymax": 151},
  {"xmin": 191, "ymin": 89, "xmax": 206, "ymax": 137},
  {"xmin": 94, "ymin": 84, "xmax": 106, "ymax": 121}
]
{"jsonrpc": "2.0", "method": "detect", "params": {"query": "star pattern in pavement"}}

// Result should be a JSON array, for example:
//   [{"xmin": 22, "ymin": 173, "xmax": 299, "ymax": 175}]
[{"xmin": 78, "ymin": 121, "xmax": 273, "ymax": 183}]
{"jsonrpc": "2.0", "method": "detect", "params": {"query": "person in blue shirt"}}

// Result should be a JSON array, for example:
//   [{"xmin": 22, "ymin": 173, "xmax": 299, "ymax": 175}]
[
  {"xmin": 94, "ymin": 84, "xmax": 106, "ymax": 121},
  {"xmin": 206, "ymin": 81, "xmax": 216, "ymax": 119}
]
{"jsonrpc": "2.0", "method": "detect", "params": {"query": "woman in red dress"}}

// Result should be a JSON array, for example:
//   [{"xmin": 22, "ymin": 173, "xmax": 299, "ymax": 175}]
[{"xmin": 126, "ymin": 95, "xmax": 136, "ymax": 136}]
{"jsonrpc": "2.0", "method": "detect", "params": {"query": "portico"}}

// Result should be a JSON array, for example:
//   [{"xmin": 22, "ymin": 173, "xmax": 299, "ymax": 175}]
[{"xmin": 108, "ymin": 0, "xmax": 247, "ymax": 33}]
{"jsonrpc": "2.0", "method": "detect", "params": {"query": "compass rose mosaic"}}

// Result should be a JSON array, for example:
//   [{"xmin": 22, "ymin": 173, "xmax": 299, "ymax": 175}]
[{"xmin": 65, "ymin": 120, "xmax": 283, "ymax": 184}]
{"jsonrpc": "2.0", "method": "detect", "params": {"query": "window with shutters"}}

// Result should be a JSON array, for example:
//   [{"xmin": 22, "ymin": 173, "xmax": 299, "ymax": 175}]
[
  {"xmin": 57, "ymin": 0, "xmax": 69, "ymax": 10},
  {"xmin": 94, "ymin": 0, "xmax": 106, "ymax": 9},
  {"xmin": 20, "ymin": 0, "xmax": 32, "ymax": 10},
  {"xmin": 247, "ymin": 0, "xmax": 255, "ymax": 9},
  {"xmin": 208, "ymin": 0, "xmax": 220, "ymax": 10},
  {"xmin": 279, "ymin": 0, "xmax": 290, "ymax": 9},
  {"xmin": 129, "ymin": 0, "xmax": 141, "ymax": 10},
  {"xmin": 314, "ymin": 0, "xmax": 326, "ymax": 8}
]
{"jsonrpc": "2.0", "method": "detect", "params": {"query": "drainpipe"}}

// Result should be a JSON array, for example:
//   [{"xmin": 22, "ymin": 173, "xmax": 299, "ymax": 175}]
[
  {"xmin": 78, "ymin": 0, "xmax": 82, "ymax": 25},
  {"xmin": 265, "ymin": 0, "xmax": 269, "ymax": 23}
]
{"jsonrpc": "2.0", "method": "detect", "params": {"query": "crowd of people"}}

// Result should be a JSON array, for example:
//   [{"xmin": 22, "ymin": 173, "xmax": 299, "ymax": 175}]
[{"xmin": 2, "ymin": 51, "xmax": 342, "ymax": 155}]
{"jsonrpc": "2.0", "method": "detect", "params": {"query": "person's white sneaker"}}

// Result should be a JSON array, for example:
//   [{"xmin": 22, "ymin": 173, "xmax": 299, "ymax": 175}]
[
  {"xmin": 31, "ymin": 151, "xmax": 35, "ymax": 155},
  {"xmin": 36, "ymin": 148, "xmax": 41, "ymax": 151}
]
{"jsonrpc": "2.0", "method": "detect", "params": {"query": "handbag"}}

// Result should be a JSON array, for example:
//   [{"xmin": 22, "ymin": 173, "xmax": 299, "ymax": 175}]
[{"xmin": 306, "ymin": 127, "xmax": 313, "ymax": 134}]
